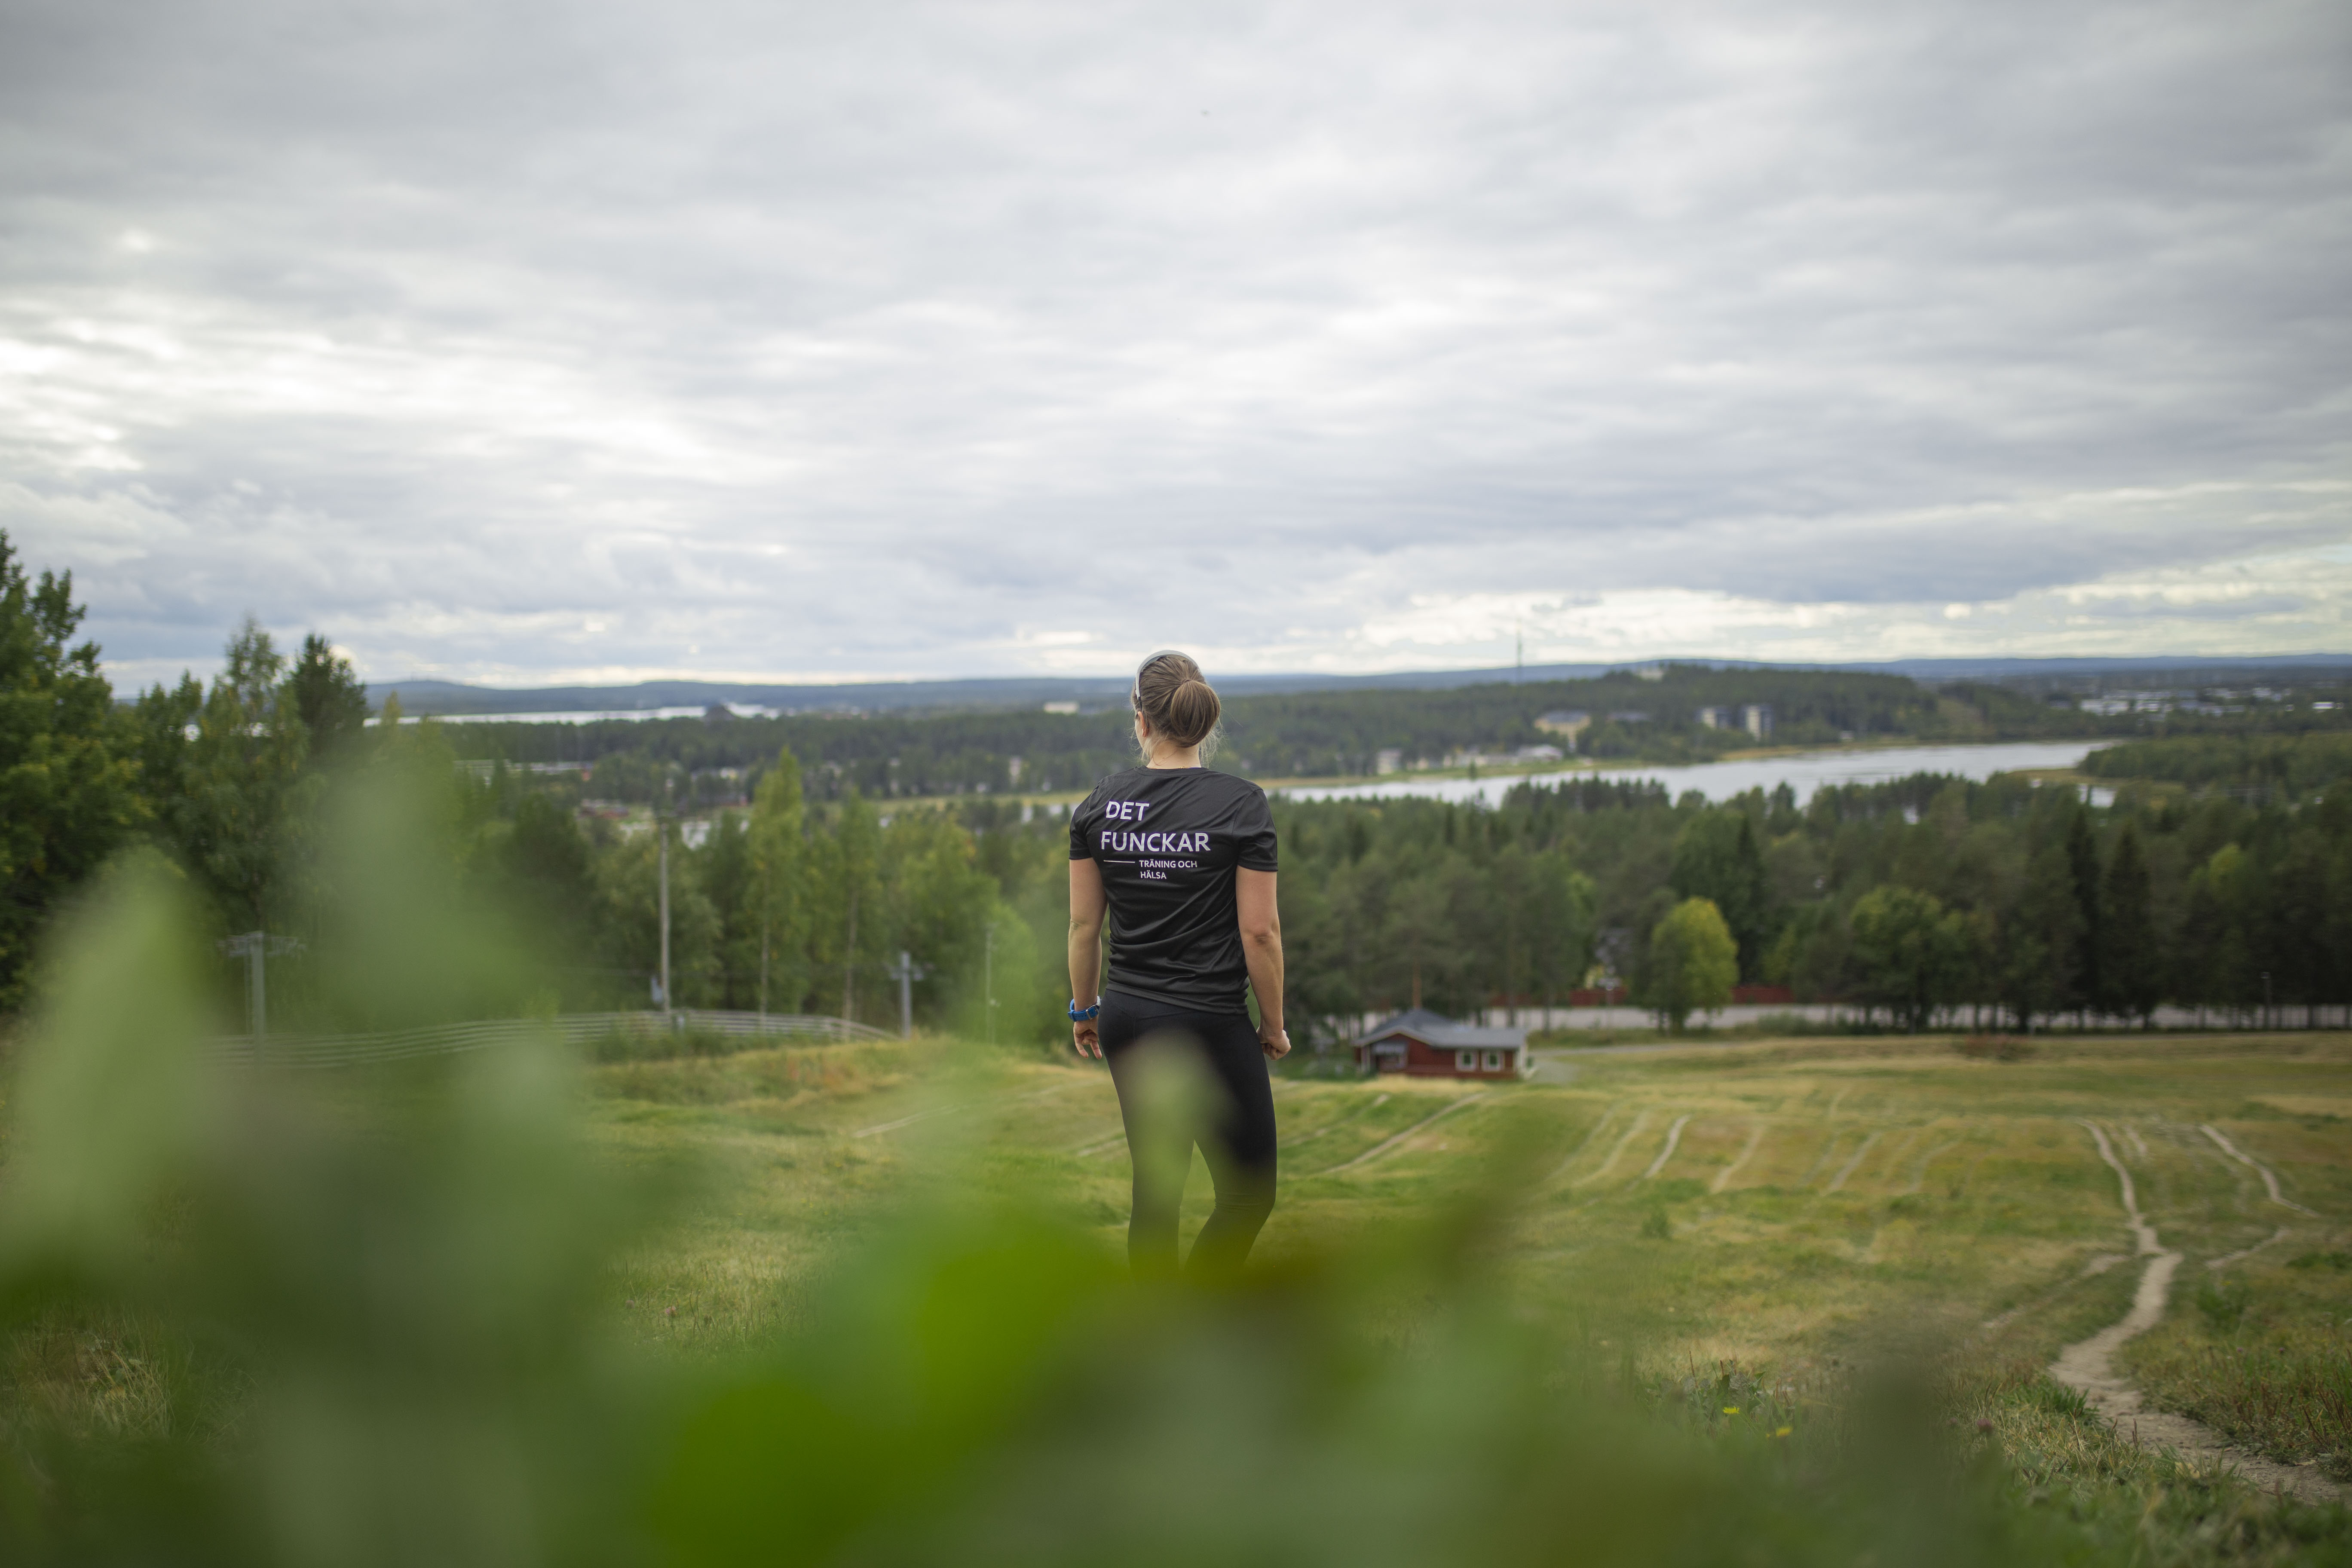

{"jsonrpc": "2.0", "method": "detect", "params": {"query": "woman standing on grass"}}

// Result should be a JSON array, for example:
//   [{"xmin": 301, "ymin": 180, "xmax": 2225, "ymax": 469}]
[{"xmin": 1068, "ymin": 651, "xmax": 1287, "ymax": 1277}]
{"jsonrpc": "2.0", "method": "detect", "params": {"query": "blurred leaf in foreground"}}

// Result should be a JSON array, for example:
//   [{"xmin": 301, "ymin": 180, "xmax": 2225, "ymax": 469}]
[{"xmin": 2, "ymin": 822, "xmax": 2343, "ymax": 1566}]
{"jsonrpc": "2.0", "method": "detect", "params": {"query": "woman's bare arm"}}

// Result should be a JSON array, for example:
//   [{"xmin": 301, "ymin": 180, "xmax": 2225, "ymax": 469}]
[
  {"xmin": 1067, "ymin": 858, "xmax": 1108, "ymax": 1058},
  {"xmin": 1237, "ymin": 868, "xmax": 1288, "ymax": 1060}
]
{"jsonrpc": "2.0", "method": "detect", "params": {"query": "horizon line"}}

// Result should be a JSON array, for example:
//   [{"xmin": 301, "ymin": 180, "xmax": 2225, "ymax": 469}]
[{"xmin": 352, "ymin": 649, "xmax": 2352, "ymax": 696}]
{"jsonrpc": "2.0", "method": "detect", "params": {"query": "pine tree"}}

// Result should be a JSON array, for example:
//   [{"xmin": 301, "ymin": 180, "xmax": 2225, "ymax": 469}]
[
  {"xmin": 2098, "ymin": 821, "xmax": 2159, "ymax": 1026},
  {"xmin": 2003, "ymin": 845, "xmax": 2083, "ymax": 1032},
  {"xmin": 746, "ymin": 747, "xmax": 809, "ymax": 1015},
  {"xmin": 1669, "ymin": 808, "xmax": 1771, "ymax": 980},
  {"xmin": 2063, "ymin": 807, "xmax": 2104, "ymax": 1020},
  {"xmin": 0, "ymin": 532, "xmax": 144, "ymax": 1004},
  {"xmin": 828, "ymin": 791, "xmax": 881, "ymax": 1022},
  {"xmin": 2272, "ymin": 827, "xmax": 2332, "ymax": 1027},
  {"xmin": 159, "ymin": 618, "xmax": 315, "ymax": 929},
  {"xmin": 286, "ymin": 633, "xmax": 371, "ymax": 761}
]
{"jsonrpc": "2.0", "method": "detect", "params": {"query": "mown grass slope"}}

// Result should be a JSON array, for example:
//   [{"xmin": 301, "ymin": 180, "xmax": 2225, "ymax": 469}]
[{"xmin": 587, "ymin": 1028, "xmax": 2352, "ymax": 1519}]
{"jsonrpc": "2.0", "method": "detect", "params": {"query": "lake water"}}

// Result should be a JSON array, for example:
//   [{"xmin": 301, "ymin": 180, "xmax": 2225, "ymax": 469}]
[
  {"xmin": 386, "ymin": 703, "xmax": 788, "ymax": 726},
  {"xmin": 1276, "ymin": 741, "xmax": 2107, "ymax": 808}
]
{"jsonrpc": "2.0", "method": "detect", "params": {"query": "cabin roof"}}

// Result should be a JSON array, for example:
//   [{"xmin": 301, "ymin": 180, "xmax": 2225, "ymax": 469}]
[{"xmin": 1354, "ymin": 1008, "xmax": 1528, "ymax": 1050}]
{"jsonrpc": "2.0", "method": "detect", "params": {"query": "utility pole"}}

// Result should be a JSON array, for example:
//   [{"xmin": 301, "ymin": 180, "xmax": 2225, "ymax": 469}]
[
  {"xmin": 841, "ymin": 888, "xmax": 859, "ymax": 1023},
  {"xmin": 1515, "ymin": 620, "xmax": 1523, "ymax": 684},
  {"xmin": 218, "ymin": 930, "xmax": 303, "ymax": 1041},
  {"xmin": 658, "ymin": 778, "xmax": 673, "ymax": 1021},
  {"xmin": 984, "ymin": 923, "xmax": 996, "ymax": 1045},
  {"xmin": 888, "ymin": 950, "xmax": 927, "ymax": 1038}
]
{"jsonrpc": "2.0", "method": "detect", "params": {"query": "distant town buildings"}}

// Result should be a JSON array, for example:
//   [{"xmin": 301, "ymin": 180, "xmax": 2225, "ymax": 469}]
[
  {"xmin": 455, "ymin": 758, "xmax": 591, "ymax": 782},
  {"xmin": 1535, "ymin": 710, "xmax": 1591, "ymax": 750},
  {"xmin": 1695, "ymin": 704, "xmax": 1774, "ymax": 739},
  {"xmin": 2064, "ymin": 684, "xmax": 2322, "ymax": 719},
  {"xmin": 1375, "ymin": 748, "xmax": 1404, "ymax": 774},
  {"xmin": 2079, "ymin": 692, "xmax": 2234, "ymax": 717},
  {"xmin": 1041, "ymin": 701, "xmax": 1079, "ymax": 714},
  {"xmin": 1445, "ymin": 744, "xmax": 1564, "ymax": 768}
]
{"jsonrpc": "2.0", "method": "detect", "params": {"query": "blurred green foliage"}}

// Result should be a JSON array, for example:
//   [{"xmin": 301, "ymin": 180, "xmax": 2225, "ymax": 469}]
[{"xmin": 5, "ymin": 826, "xmax": 2348, "ymax": 1566}]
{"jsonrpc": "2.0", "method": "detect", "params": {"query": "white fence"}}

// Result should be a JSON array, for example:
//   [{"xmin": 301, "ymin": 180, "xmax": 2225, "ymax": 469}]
[
  {"xmin": 1520, "ymin": 1002, "xmax": 2352, "ymax": 1033},
  {"xmin": 212, "ymin": 1010, "xmax": 893, "ymax": 1069},
  {"xmin": 1317, "ymin": 1001, "xmax": 2352, "ymax": 1041}
]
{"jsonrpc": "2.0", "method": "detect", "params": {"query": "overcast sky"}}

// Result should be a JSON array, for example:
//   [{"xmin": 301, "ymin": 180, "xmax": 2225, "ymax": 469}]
[{"xmin": 3, "ymin": 0, "xmax": 2347, "ymax": 690}]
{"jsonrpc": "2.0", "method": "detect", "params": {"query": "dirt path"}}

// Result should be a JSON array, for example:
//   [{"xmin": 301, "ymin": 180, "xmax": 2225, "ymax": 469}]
[
  {"xmin": 1312, "ymin": 1093, "xmax": 1489, "ymax": 1177},
  {"xmin": 1710, "ymin": 1121, "xmax": 1765, "ymax": 1194},
  {"xmin": 1825, "ymin": 1129, "xmax": 1883, "ymax": 1193},
  {"xmin": 2204, "ymin": 1226, "xmax": 2291, "ymax": 1273},
  {"xmin": 2052, "ymin": 1121, "xmax": 2346, "ymax": 1506},
  {"xmin": 1547, "ymin": 1103, "xmax": 1619, "ymax": 1182},
  {"xmin": 1638, "ymin": 1115, "xmax": 1690, "ymax": 1181},
  {"xmin": 1279, "ymin": 1093, "xmax": 1391, "ymax": 1152},
  {"xmin": 1904, "ymin": 1138, "xmax": 1960, "ymax": 1194},
  {"xmin": 1572, "ymin": 1109, "xmax": 1653, "ymax": 1187},
  {"xmin": 2200, "ymin": 1124, "xmax": 2320, "ymax": 1217},
  {"xmin": 851, "ymin": 1080, "xmax": 1074, "ymax": 1139}
]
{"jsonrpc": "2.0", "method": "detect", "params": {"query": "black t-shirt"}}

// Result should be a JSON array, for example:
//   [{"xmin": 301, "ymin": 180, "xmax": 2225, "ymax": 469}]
[{"xmin": 1069, "ymin": 766, "xmax": 1278, "ymax": 1014}]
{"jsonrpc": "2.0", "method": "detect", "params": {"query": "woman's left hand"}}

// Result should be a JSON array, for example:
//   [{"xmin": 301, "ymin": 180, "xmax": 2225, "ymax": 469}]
[{"xmin": 1259, "ymin": 1024, "xmax": 1290, "ymax": 1061}]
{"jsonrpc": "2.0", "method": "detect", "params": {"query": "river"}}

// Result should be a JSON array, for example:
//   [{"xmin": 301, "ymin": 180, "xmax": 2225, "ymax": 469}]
[{"xmin": 1275, "ymin": 740, "xmax": 2107, "ymax": 808}]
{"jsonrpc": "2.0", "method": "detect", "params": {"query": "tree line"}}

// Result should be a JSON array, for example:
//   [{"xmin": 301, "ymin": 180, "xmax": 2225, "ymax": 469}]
[
  {"xmin": 434, "ymin": 663, "xmax": 2213, "ymax": 804},
  {"xmin": 2081, "ymin": 732, "xmax": 2352, "ymax": 799},
  {"xmin": 0, "ymin": 541, "xmax": 1023, "ymax": 1029},
  {"xmin": 5, "ymin": 531, "xmax": 2348, "ymax": 1040},
  {"xmin": 1244, "ymin": 768, "xmax": 2352, "ymax": 1038}
]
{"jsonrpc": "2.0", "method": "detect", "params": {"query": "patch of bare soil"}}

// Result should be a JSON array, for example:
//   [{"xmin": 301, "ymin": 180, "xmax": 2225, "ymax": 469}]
[{"xmin": 2052, "ymin": 1121, "xmax": 2347, "ymax": 1507}]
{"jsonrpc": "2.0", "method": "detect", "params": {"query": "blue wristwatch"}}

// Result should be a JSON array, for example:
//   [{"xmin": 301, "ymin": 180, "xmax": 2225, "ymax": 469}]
[{"xmin": 1068, "ymin": 999, "xmax": 1101, "ymax": 1022}]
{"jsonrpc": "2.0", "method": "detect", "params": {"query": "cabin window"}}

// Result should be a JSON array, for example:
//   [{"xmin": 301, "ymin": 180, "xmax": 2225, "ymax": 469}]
[
  {"xmin": 1482, "ymin": 1050, "xmax": 1503, "ymax": 1072},
  {"xmin": 1455, "ymin": 1050, "xmax": 1476, "ymax": 1072}
]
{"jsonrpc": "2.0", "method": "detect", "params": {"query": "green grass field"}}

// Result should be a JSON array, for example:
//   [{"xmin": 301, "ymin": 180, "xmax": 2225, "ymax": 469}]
[
  {"xmin": 590, "ymin": 1030, "xmax": 2352, "ymax": 1486},
  {"xmin": 6, "ymin": 1017, "xmax": 2346, "ymax": 1564}
]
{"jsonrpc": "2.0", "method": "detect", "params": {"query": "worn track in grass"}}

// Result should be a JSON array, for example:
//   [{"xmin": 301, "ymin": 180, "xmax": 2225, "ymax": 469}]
[
  {"xmin": 590, "ymin": 1029, "xmax": 2352, "ymax": 1510},
  {"xmin": 2054, "ymin": 1120, "xmax": 2346, "ymax": 1505}
]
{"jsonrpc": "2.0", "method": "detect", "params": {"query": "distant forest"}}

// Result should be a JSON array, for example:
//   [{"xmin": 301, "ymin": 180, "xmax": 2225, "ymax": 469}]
[
  {"xmin": 8, "ymin": 525, "xmax": 2350, "ymax": 1039},
  {"xmin": 2080, "ymin": 732, "xmax": 2352, "ymax": 798},
  {"xmin": 423, "ymin": 665, "xmax": 2347, "ymax": 805}
]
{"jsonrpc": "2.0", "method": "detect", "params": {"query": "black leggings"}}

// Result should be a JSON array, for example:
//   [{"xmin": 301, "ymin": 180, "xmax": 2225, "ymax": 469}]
[{"xmin": 1098, "ymin": 992, "xmax": 1278, "ymax": 1278}]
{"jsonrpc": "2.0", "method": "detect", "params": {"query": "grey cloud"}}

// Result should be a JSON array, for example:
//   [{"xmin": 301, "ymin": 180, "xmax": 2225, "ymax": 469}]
[{"xmin": 3, "ymin": 0, "xmax": 2346, "ymax": 682}]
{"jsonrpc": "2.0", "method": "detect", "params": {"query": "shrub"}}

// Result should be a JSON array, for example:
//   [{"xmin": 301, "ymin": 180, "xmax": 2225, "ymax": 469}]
[{"xmin": 1957, "ymin": 1035, "xmax": 2034, "ymax": 1062}]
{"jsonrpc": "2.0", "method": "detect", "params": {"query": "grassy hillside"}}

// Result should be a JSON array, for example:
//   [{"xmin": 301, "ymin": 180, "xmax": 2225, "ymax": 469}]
[
  {"xmin": 591, "ymin": 1033, "xmax": 2350, "ymax": 1415},
  {"xmin": 6, "ymin": 1017, "xmax": 2347, "ymax": 1563}
]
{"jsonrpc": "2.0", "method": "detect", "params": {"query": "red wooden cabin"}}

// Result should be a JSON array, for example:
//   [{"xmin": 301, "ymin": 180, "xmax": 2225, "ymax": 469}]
[{"xmin": 1351, "ymin": 1009, "xmax": 1531, "ymax": 1080}]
